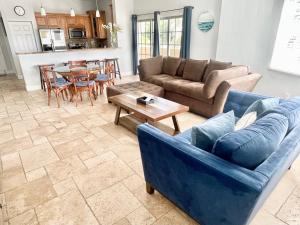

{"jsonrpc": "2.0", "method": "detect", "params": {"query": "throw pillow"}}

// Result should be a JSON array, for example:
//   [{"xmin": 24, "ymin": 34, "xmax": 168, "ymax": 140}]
[
  {"xmin": 176, "ymin": 59, "xmax": 186, "ymax": 77},
  {"xmin": 202, "ymin": 59, "xmax": 232, "ymax": 83},
  {"xmin": 235, "ymin": 111, "xmax": 257, "ymax": 131},
  {"xmin": 139, "ymin": 56, "xmax": 163, "ymax": 76},
  {"xmin": 258, "ymin": 97, "xmax": 300, "ymax": 132},
  {"xmin": 244, "ymin": 98, "xmax": 280, "ymax": 118},
  {"xmin": 191, "ymin": 111, "xmax": 235, "ymax": 152},
  {"xmin": 183, "ymin": 59, "xmax": 208, "ymax": 82},
  {"xmin": 212, "ymin": 113, "xmax": 289, "ymax": 170},
  {"xmin": 163, "ymin": 57, "xmax": 182, "ymax": 76}
]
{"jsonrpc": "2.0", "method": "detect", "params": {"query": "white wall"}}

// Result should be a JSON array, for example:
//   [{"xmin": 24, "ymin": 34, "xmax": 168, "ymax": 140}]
[
  {"xmin": 114, "ymin": 0, "xmax": 134, "ymax": 74},
  {"xmin": 216, "ymin": 0, "xmax": 300, "ymax": 97},
  {"xmin": 133, "ymin": 0, "xmax": 222, "ymax": 59}
]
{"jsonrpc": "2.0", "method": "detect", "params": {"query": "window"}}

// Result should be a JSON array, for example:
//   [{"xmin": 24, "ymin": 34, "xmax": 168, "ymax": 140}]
[
  {"xmin": 137, "ymin": 20, "xmax": 154, "ymax": 60},
  {"xmin": 270, "ymin": 0, "xmax": 300, "ymax": 75},
  {"xmin": 160, "ymin": 16, "xmax": 183, "ymax": 57}
]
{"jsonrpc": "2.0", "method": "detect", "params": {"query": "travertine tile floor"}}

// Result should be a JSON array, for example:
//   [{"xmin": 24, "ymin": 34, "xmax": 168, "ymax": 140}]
[{"xmin": 0, "ymin": 75, "xmax": 300, "ymax": 225}]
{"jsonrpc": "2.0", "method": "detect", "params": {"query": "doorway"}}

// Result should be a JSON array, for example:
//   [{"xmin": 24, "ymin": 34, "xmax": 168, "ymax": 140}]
[{"xmin": 0, "ymin": 13, "xmax": 15, "ymax": 76}]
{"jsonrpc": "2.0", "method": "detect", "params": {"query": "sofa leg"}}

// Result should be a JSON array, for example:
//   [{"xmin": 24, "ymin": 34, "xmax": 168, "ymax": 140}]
[{"xmin": 146, "ymin": 182, "xmax": 154, "ymax": 194}]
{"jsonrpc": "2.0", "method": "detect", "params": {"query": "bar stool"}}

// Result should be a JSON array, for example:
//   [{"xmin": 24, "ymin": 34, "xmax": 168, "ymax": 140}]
[
  {"xmin": 38, "ymin": 64, "xmax": 55, "ymax": 91},
  {"xmin": 105, "ymin": 58, "xmax": 121, "ymax": 79}
]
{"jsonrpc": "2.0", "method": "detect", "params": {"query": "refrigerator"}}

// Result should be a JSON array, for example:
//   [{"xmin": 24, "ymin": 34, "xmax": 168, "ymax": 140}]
[{"xmin": 39, "ymin": 29, "xmax": 67, "ymax": 52}]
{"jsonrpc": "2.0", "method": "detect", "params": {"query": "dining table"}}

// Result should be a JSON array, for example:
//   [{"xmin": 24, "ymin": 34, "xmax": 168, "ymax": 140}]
[
  {"xmin": 53, "ymin": 64, "xmax": 101, "ymax": 78},
  {"xmin": 53, "ymin": 64, "xmax": 101, "ymax": 102}
]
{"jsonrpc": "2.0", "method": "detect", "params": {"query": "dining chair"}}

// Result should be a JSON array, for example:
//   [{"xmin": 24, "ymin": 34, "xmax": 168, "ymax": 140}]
[
  {"xmin": 95, "ymin": 60, "xmax": 115, "ymax": 95},
  {"xmin": 68, "ymin": 60, "xmax": 87, "ymax": 68},
  {"xmin": 69, "ymin": 70, "xmax": 96, "ymax": 107},
  {"xmin": 38, "ymin": 64, "xmax": 55, "ymax": 91},
  {"xmin": 105, "ymin": 58, "xmax": 121, "ymax": 79},
  {"xmin": 41, "ymin": 69, "xmax": 71, "ymax": 108}
]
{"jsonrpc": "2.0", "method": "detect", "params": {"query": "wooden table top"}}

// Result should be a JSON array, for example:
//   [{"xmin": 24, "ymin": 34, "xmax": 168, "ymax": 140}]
[
  {"xmin": 108, "ymin": 92, "xmax": 189, "ymax": 122},
  {"xmin": 54, "ymin": 65, "xmax": 100, "ymax": 73}
]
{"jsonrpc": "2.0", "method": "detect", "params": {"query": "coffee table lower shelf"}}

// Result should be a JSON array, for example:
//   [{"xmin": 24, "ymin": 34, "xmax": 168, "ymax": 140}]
[{"xmin": 117, "ymin": 113, "xmax": 180, "ymax": 136}]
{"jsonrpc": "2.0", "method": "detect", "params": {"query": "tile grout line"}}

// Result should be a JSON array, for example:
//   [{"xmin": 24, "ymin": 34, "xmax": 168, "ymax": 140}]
[{"xmin": 70, "ymin": 177, "xmax": 103, "ymax": 225}]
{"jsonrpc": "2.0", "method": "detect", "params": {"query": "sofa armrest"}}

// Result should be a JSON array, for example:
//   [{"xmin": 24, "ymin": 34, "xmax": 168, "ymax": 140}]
[
  {"xmin": 137, "ymin": 123, "xmax": 268, "ymax": 225},
  {"xmin": 138, "ymin": 65, "xmax": 145, "ymax": 81},
  {"xmin": 227, "ymin": 73, "xmax": 262, "ymax": 92},
  {"xmin": 203, "ymin": 66, "xmax": 249, "ymax": 99}
]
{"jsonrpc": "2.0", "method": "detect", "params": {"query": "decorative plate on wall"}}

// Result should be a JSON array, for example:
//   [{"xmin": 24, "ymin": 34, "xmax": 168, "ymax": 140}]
[{"xmin": 198, "ymin": 11, "xmax": 214, "ymax": 32}]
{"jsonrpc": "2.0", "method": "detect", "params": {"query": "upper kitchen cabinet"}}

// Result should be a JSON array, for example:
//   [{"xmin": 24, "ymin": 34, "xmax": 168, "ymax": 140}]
[
  {"xmin": 47, "ymin": 15, "xmax": 61, "ymax": 27},
  {"xmin": 84, "ymin": 17, "xmax": 93, "ymax": 39},
  {"xmin": 76, "ymin": 16, "xmax": 86, "ymax": 27},
  {"xmin": 35, "ymin": 13, "xmax": 48, "ymax": 27},
  {"xmin": 66, "ymin": 16, "xmax": 77, "ymax": 27},
  {"xmin": 35, "ymin": 13, "xmax": 93, "ymax": 39},
  {"xmin": 87, "ymin": 10, "xmax": 107, "ymax": 39}
]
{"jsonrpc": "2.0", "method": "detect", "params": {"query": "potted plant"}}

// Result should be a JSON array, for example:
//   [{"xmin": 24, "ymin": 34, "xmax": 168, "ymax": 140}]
[{"xmin": 102, "ymin": 23, "xmax": 122, "ymax": 48}]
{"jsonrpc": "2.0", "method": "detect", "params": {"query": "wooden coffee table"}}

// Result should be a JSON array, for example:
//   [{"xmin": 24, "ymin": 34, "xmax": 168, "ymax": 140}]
[{"xmin": 108, "ymin": 92, "xmax": 189, "ymax": 134}]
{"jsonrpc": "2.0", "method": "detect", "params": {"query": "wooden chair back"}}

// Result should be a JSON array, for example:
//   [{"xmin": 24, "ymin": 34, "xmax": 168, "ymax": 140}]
[{"xmin": 69, "ymin": 70, "xmax": 90, "ymax": 89}]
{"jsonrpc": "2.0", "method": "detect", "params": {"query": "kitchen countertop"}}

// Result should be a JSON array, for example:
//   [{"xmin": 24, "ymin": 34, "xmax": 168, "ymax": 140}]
[{"xmin": 17, "ymin": 47, "xmax": 119, "ymax": 55}]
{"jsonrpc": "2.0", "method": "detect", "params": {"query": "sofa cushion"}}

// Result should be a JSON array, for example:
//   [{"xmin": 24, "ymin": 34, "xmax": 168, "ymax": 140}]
[
  {"xmin": 259, "ymin": 97, "xmax": 300, "ymax": 132},
  {"xmin": 192, "ymin": 111, "xmax": 235, "ymax": 152},
  {"xmin": 182, "ymin": 59, "xmax": 208, "ymax": 82},
  {"xmin": 176, "ymin": 59, "xmax": 186, "ymax": 77},
  {"xmin": 212, "ymin": 113, "xmax": 289, "ymax": 170},
  {"xmin": 144, "ymin": 74, "xmax": 178, "ymax": 87},
  {"xmin": 203, "ymin": 59, "xmax": 232, "ymax": 83},
  {"xmin": 164, "ymin": 79, "xmax": 209, "ymax": 101},
  {"xmin": 203, "ymin": 66, "xmax": 249, "ymax": 99},
  {"xmin": 243, "ymin": 98, "xmax": 280, "ymax": 117},
  {"xmin": 139, "ymin": 56, "xmax": 163, "ymax": 76},
  {"xmin": 163, "ymin": 57, "xmax": 182, "ymax": 76}
]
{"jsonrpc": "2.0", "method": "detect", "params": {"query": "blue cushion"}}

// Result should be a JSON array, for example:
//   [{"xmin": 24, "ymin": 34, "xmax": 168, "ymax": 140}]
[
  {"xmin": 212, "ymin": 113, "xmax": 289, "ymax": 170},
  {"xmin": 51, "ymin": 81, "xmax": 71, "ymax": 88},
  {"xmin": 75, "ymin": 81, "xmax": 95, "ymax": 87},
  {"xmin": 56, "ymin": 77, "xmax": 67, "ymax": 83},
  {"xmin": 174, "ymin": 129, "xmax": 192, "ymax": 144},
  {"xmin": 259, "ymin": 98, "xmax": 300, "ymax": 132},
  {"xmin": 191, "ymin": 111, "xmax": 235, "ymax": 152},
  {"xmin": 243, "ymin": 98, "xmax": 279, "ymax": 117},
  {"xmin": 95, "ymin": 74, "xmax": 109, "ymax": 81}
]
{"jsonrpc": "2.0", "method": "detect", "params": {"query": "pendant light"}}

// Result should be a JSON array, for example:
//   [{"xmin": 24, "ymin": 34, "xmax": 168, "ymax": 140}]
[
  {"xmin": 70, "ymin": 8, "xmax": 75, "ymax": 17},
  {"xmin": 95, "ymin": 0, "xmax": 100, "ymax": 18},
  {"xmin": 40, "ymin": 1, "xmax": 46, "ymax": 16}
]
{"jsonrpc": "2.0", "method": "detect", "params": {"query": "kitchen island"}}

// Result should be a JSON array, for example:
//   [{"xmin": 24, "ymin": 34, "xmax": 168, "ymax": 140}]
[{"xmin": 17, "ymin": 48, "xmax": 132, "ymax": 91}]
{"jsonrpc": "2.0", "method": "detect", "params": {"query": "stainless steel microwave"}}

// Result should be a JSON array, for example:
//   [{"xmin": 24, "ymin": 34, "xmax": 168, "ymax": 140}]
[{"xmin": 69, "ymin": 28, "xmax": 86, "ymax": 39}]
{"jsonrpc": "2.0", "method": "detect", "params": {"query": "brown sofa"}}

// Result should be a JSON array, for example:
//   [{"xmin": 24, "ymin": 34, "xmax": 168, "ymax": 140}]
[{"xmin": 138, "ymin": 56, "xmax": 262, "ymax": 118}]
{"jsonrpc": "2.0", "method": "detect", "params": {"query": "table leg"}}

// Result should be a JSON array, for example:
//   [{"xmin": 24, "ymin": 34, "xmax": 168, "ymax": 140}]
[
  {"xmin": 114, "ymin": 106, "xmax": 122, "ymax": 125},
  {"xmin": 172, "ymin": 115, "xmax": 180, "ymax": 132}
]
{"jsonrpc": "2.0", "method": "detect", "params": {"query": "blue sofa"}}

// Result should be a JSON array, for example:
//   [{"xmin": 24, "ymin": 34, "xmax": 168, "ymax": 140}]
[{"xmin": 137, "ymin": 90, "xmax": 300, "ymax": 225}]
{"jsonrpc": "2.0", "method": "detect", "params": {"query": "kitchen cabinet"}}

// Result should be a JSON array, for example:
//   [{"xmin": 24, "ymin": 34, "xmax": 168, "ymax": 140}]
[
  {"xmin": 84, "ymin": 17, "xmax": 93, "ymax": 39},
  {"xmin": 35, "ymin": 14, "xmax": 47, "ymax": 27},
  {"xmin": 76, "ymin": 16, "xmax": 86, "ymax": 27},
  {"xmin": 87, "ymin": 10, "xmax": 107, "ymax": 39},
  {"xmin": 59, "ymin": 16, "xmax": 69, "ymax": 38},
  {"xmin": 47, "ymin": 15, "xmax": 60, "ymax": 27},
  {"xmin": 66, "ymin": 16, "xmax": 76, "ymax": 26},
  {"xmin": 35, "ymin": 13, "xmax": 93, "ymax": 40}
]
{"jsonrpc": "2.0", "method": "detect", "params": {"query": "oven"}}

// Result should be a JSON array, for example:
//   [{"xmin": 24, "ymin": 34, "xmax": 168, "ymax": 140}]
[{"xmin": 68, "ymin": 28, "xmax": 86, "ymax": 39}]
